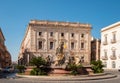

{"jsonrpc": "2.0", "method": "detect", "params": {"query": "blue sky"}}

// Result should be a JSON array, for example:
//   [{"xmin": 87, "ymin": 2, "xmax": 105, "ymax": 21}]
[{"xmin": 0, "ymin": 0, "xmax": 120, "ymax": 61}]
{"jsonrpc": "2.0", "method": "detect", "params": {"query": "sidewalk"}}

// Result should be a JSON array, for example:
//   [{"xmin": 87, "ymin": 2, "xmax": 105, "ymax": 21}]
[{"xmin": 16, "ymin": 73, "xmax": 117, "ymax": 81}]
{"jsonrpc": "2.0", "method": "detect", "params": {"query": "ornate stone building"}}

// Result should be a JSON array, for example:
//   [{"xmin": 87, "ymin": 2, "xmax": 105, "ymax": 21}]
[
  {"xmin": 18, "ymin": 20, "xmax": 92, "ymax": 66},
  {"xmin": 101, "ymin": 21, "xmax": 120, "ymax": 70},
  {"xmin": 0, "ymin": 28, "xmax": 11, "ymax": 68}
]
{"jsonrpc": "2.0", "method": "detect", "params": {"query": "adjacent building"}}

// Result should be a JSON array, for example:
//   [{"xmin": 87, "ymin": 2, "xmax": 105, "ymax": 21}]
[
  {"xmin": 101, "ymin": 22, "xmax": 120, "ymax": 69},
  {"xmin": 0, "ymin": 28, "xmax": 11, "ymax": 68},
  {"xmin": 91, "ymin": 37, "xmax": 101, "ymax": 61},
  {"xmin": 18, "ymin": 20, "xmax": 92, "ymax": 66}
]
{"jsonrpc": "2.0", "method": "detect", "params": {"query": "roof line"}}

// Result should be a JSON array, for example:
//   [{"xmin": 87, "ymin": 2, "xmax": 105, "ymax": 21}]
[{"xmin": 0, "ymin": 28, "xmax": 5, "ymax": 41}]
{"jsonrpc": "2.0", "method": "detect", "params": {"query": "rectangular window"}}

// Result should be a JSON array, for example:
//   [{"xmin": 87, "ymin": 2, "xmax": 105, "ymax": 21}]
[
  {"xmin": 50, "ymin": 32, "xmax": 53, "ymax": 37},
  {"xmin": 112, "ymin": 50, "xmax": 116, "ymax": 57},
  {"xmin": 81, "ymin": 33, "xmax": 84, "ymax": 38},
  {"xmin": 71, "ymin": 42, "xmax": 74, "ymax": 49},
  {"xmin": 61, "ymin": 33, "xmax": 64, "ymax": 37},
  {"xmin": 112, "ymin": 33, "xmax": 116, "ymax": 43},
  {"xmin": 71, "ymin": 33, "xmax": 74, "ymax": 37},
  {"xmin": 103, "ymin": 34, "xmax": 108, "ymax": 45},
  {"xmin": 104, "ymin": 51, "xmax": 107, "ymax": 57},
  {"xmin": 103, "ymin": 62, "xmax": 107, "ymax": 68},
  {"xmin": 38, "ymin": 41, "xmax": 42, "ymax": 49},
  {"xmin": 39, "ymin": 32, "xmax": 42, "ymax": 36},
  {"xmin": 81, "ymin": 43, "xmax": 84, "ymax": 49},
  {"xmin": 50, "ymin": 42, "xmax": 54, "ymax": 49},
  {"xmin": 112, "ymin": 61, "xmax": 116, "ymax": 68},
  {"xmin": 105, "ymin": 36, "xmax": 107, "ymax": 42},
  {"xmin": 113, "ymin": 33, "xmax": 116, "ymax": 40},
  {"xmin": 104, "ymin": 35, "xmax": 107, "ymax": 44}
]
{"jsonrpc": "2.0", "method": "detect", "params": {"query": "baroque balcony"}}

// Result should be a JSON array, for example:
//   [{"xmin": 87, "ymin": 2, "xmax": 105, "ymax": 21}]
[
  {"xmin": 110, "ymin": 55, "xmax": 116, "ymax": 60},
  {"xmin": 101, "ymin": 55, "xmax": 108, "ymax": 60},
  {"xmin": 111, "ymin": 39, "xmax": 116, "ymax": 44},
  {"xmin": 103, "ymin": 41, "xmax": 107, "ymax": 45}
]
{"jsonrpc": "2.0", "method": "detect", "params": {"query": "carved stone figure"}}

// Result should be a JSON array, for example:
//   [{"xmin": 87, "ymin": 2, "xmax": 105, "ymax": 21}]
[
  {"xmin": 56, "ymin": 42, "xmax": 64, "ymax": 55},
  {"xmin": 54, "ymin": 42, "xmax": 65, "ymax": 66},
  {"xmin": 74, "ymin": 54, "xmax": 80, "ymax": 65},
  {"xmin": 46, "ymin": 55, "xmax": 51, "ymax": 65}
]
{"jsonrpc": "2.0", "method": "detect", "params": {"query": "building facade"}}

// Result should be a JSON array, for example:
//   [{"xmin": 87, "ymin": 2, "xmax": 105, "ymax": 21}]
[
  {"xmin": 91, "ymin": 38, "xmax": 101, "ymax": 61},
  {"xmin": 0, "ymin": 28, "xmax": 11, "ymax": 68},
  {"xmin": 18, "ymin": 20, "xmax": 92, "ymax": 66},
  {"xmin": 101, "ymin": 22, "xmax": 120, "ymax": 69}
]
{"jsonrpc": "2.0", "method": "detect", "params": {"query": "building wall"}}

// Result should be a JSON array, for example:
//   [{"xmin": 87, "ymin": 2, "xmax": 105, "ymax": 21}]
[
  {"xmin": 18, "ymin": 20, "xmax": 92, "ymax": 66},
  {"xmin": 101, "ymin": 22, "xmax": 120, "ymax": 69},
  {"xmin": 0, "ymin": 28, "xmax": 11, "ymax": 68},
  {"xmin": 18, "ymin": 26, "xmax": 31, "ymax": 65},
  {"xmin": 91, "ymin": 38, "xmax": 101, "ymax": 61}
]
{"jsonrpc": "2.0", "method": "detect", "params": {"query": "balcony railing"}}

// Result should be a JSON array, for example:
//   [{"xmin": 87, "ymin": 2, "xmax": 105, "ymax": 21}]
[
  {"xmin": 103, "ymin": 41, "xmax": 108, "ymax": 45},
  {"xmin": 111, "ymin": 39, "xmax": 116, "ymax": 44},
  {"xmin": 101, "ymin": 56, "xmax": 108, "ymax": 60},
  {"xmin": 110, "ymin": 55, "xmax": 116, "ymax": 60}
]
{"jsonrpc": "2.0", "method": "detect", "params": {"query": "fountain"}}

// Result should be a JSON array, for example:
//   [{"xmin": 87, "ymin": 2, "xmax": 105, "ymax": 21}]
[
  {"xmin": 49, "ymin": 42, "xmax": 87, "ymax": 75},
  {"xmin": 49, "ymin": 42, "xmax": 70, "ymax": 75},
  {"xmin": 24, "ymin": 42, "xmax": 93, "ymax": 75}
]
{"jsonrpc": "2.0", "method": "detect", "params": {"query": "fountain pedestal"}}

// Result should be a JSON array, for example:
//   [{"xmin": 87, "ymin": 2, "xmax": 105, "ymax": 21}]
[
  {"xmin": 49, "ymin": 65, "xmax": 70, "ymax": 75},
  {"xmin": 49, "ymin": 68, "xmax": 70, "ymax": 76},
  {"xmin": 24, "ymin": 66, "xmax": 34, "ymax": 75}
]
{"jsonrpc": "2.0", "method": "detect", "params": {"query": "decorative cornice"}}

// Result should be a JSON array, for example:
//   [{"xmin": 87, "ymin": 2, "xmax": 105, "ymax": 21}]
[
  {"xmin": 101, "ymin": 21, "xmax": 120, "ymax": 32},
  {"xmin": 70, "ymin": 39, "xmax": 77, "ymax": 42},
  {"xmin": 59, "ymin": 38, "xmax": 67, "ymax": 42},
  {"xmin": 37, "ymin": 38, "xmax": 46, "ymax": 41},
  {"xmin": 29, "ymin": 20, "xmax": 91, "ymax": 29},
  {"xmin": 48, "ymin": 38, "xmax": 56, "ymax": 42}
]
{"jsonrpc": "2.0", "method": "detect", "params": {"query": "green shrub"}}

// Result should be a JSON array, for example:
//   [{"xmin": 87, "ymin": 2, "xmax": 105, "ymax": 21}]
[
  {"xmin": 29, "ymin": 56, "xmax": 51, "ymax": 76},
  {"xmin": 17, "ymin": 65, "xmax": 26, "ymax": 73},
  {"xmin": 30, "ymin": 69, "xmax": 36, "ymax": 75},
  {"xmin": 91, "ymin": 60, "xmax": 104, "ymax": 73},
  {"xmin": 30, "ymin": 57, "xmax": 47, "ymax": 68},
  {"xmin": 67, "ymin": 64, "xmax": 83, "ymax": 75},
  {"xmin": 30, "ymin": 68, "xmax": 47, "ymax": 75}
]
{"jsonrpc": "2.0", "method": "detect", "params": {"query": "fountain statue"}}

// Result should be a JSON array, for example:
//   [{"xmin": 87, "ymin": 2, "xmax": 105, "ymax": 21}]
[
  {"xmin": 54, "ymin": 42, "xmax": 65, "ymax": 66},
  {"xmin": 52, "ymin": 42, "xmax": 83, "ymax": 67}
]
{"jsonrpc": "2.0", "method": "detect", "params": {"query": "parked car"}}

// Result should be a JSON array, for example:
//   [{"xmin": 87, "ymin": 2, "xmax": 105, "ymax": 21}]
[{"xmin": 3, "ymin": 67, "xmax": 14, "ymax": 73}]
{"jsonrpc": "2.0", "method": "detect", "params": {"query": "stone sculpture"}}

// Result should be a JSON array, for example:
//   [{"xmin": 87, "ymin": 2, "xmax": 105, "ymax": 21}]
[{"xmin": 54, "ymin": 42, "xmax": 65, "ymax": 66}]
